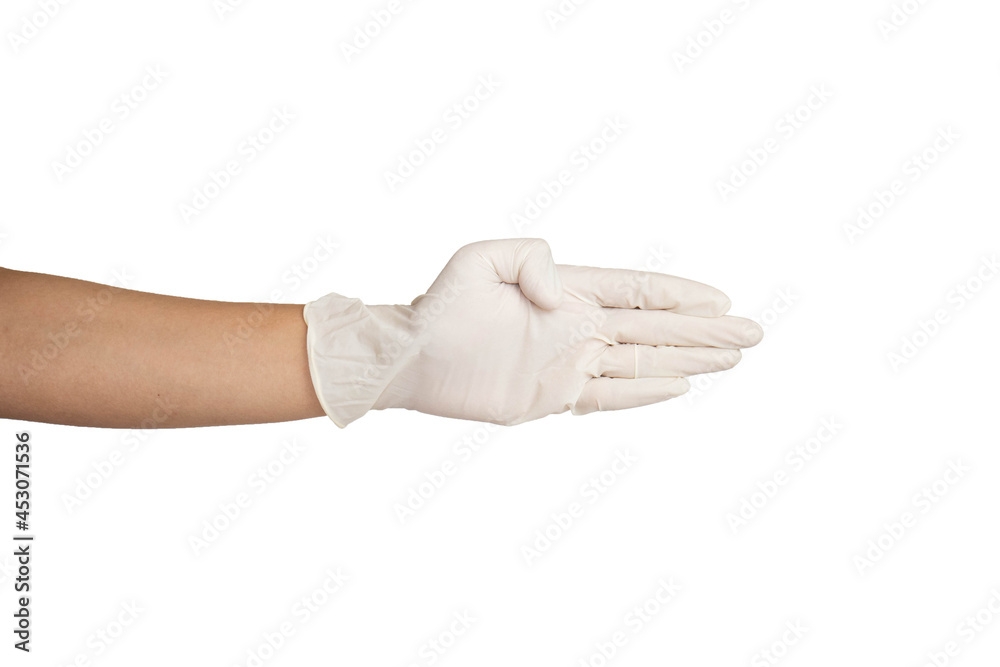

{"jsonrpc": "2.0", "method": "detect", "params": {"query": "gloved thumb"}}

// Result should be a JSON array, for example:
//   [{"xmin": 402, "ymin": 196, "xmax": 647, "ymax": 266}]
[{"xmin": 495, "ymin": 238, "xmax": 564, "ymax": 310}]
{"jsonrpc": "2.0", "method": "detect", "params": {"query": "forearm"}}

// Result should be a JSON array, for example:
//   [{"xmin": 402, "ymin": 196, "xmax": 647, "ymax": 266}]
[{"xmin": 0, "ymin": 268, "xmax": 324, "ymax": 428}]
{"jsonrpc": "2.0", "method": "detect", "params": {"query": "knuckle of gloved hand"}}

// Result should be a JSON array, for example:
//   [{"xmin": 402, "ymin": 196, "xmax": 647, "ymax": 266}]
[
  {"xmin": 454, "ymin": 239, "xmax": 493, "ymax": 262},
  {"xmin": 522, "ymin": 238, "xmax": 550, "ymax": 255}
]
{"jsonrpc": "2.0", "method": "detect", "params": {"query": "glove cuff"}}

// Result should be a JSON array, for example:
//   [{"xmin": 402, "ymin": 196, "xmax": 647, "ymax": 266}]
[{"xmin": 303, "ymin": 292, "xmax": 415, "ymax": 428}]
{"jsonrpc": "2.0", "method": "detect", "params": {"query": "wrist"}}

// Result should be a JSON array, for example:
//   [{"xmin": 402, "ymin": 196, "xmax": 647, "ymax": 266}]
[{"xmin": 303, "ymin": 294, "xmax": 419, "ymax": 427}]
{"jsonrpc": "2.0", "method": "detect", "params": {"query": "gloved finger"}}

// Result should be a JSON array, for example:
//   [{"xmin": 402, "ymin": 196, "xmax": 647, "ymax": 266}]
[
  {"xmin": 604, "ymin": 309, "xmax": 763, "ymax": 348},
  {"xmin": 462, "ymin": 238, "xmax": 563, "ymax": 310},
  {"xmin": 599, "ymin": 344, "xmax": 741, "ymax": 379},
  {"xmin": 557, "ymin": 264, "xmax": 731, "ymax": 316},
  {"xmin": 572, "ymin": 377, "xmax": 690, "ymax": 415}
]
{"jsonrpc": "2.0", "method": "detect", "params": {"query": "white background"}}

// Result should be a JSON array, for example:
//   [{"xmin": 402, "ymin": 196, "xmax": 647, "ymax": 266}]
[{"xmin": 2, "ymin": 0, "xmax": 999, "ymax": 665}]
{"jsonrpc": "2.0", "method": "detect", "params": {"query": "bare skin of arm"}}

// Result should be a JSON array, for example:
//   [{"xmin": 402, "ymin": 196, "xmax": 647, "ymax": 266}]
[{"xmin": 0, "ymin": 268, "xmax": 324, "ymax": 428}]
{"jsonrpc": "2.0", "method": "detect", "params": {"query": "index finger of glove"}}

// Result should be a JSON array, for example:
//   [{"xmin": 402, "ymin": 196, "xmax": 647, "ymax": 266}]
[{"xmin": 557, "ymin": 264, "xmax": 731, "ymax": 316}]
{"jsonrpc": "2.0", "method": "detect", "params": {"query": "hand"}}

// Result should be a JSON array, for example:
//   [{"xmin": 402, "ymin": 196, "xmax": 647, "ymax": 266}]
[{"xmin": 305, "ymin": 239, "xmax": 763, "ymax": 427}]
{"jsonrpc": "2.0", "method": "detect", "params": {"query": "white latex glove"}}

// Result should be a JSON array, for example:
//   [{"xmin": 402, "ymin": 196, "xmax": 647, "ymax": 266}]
[{"xmin": 304, "ymin": 239, "xmax": 762, "ymax": 427}]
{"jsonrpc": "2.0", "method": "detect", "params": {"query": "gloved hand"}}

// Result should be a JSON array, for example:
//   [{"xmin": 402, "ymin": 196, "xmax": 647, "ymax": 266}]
[{"xmin": 303, "ymin": 239, "xmax": 762, "ymax": 427}]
